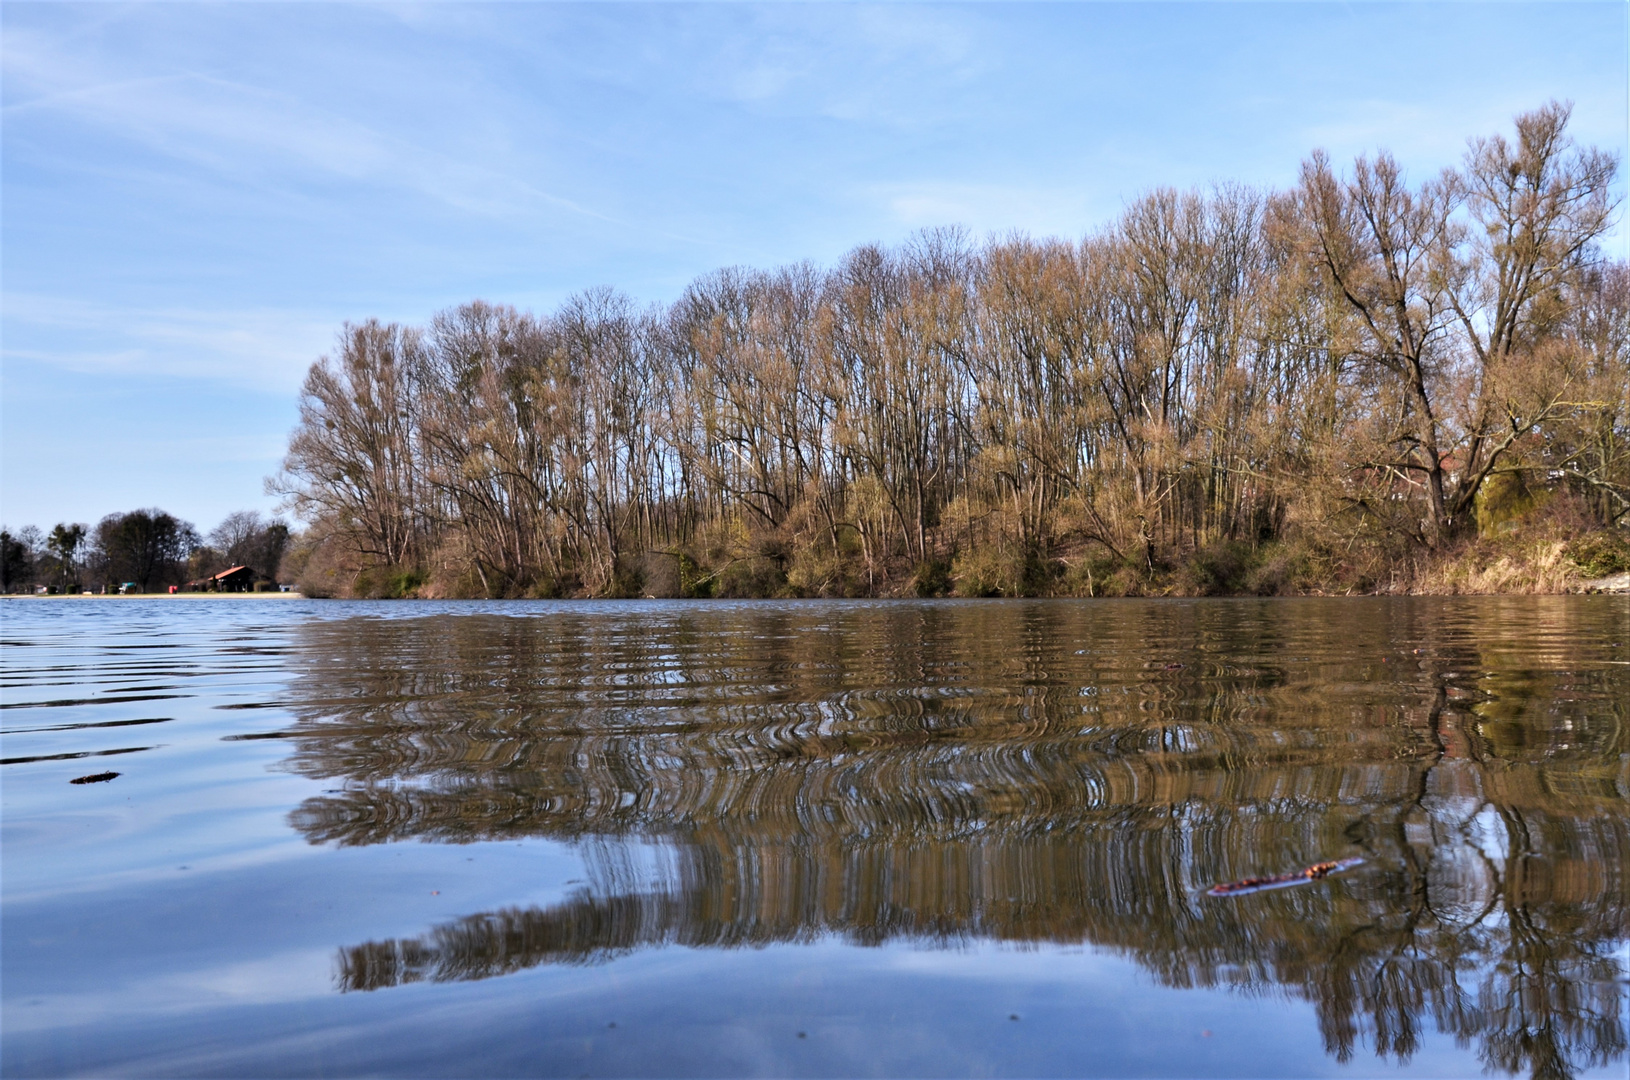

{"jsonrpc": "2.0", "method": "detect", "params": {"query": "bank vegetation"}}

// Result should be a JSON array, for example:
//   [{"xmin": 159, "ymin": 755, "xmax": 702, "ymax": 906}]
[{"xmin": 274, "ymin": 103, "xmax": 1630, "ymax": 598}]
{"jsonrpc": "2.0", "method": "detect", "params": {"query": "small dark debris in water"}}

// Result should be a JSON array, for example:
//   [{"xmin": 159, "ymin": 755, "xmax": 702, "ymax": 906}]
[
  {"xmin": 1009, "ymin": 1014, "xmax": 1020, "ymax": 1021},
  {"xmin": 1206, "ymin": 857, "xmax": 1364, "ymax": 897},
  {"xmin": 607, "ymin": 1022, "xmax": 616, "ymax": 1029},
  {"xmin": 70, "ymin": 771, "xmax": 119, "ymax": 785},
  {"xmin": 797, "ymin": 1031, "xmax": 806, "ymax": 1039}
]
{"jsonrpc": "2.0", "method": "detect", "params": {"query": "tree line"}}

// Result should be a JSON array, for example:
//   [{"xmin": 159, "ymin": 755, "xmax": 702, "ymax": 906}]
[
  {"xmin": 265, "ymin": 102, "xmax": 1624, "ymax": 598},
  {"xmin": 0, "ymin": 510, "xmax": 290, "ymax": 594}
]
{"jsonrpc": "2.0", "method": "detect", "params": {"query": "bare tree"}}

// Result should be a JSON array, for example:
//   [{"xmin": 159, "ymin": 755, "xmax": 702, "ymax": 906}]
[
  {"xmin": 1441, "ymin": 101, "xmax": 1619, "ymax": 523},
  {"xmin": 271, "ymin": 105, "xmax": 1621, "ymax": 598},
  {"xmin": 273, "ymin": 321, "xmax": 428, "ymax": 573}
]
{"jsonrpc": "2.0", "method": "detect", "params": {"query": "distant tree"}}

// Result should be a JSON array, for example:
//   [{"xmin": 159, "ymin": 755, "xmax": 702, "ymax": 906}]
[
  {"xmin": 93, "ymin": 510, "xmax": 198, "ymax": 592},
  {"xmin": 257, "ymin": 522, "xmax": 292, "ymax": 582},
  {"xmin": 13, "ymin": 525, "xmax": 43, "ymax": 553},
  {"xmin": 186, "ymin": 544, "xmax": 227, "ymax": 582},
  {"xmin": 45, "ymin": 523, "xmax": 86, "ymax": 593},
  {"xmin": 208, "ymin": 510, "xmax": 292, "ymax": 580},
  {"xmin": 0, "ymin": 529, "xmax": 33, "ymax": 592},
  {"xmin": 209, "ymin": 510, "xmax": 262, "ymax": 561}
]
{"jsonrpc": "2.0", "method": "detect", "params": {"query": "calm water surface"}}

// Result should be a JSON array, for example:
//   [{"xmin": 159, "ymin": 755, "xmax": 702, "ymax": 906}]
[{"xmin": 2, "ymin": 597, "xmax": 1626, "ymax": 1078}]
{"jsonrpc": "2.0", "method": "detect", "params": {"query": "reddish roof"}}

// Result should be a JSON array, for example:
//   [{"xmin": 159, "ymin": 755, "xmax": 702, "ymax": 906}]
[{"xmin": 213, "ymin": 565, "xmax": 252, "ymax": 580}]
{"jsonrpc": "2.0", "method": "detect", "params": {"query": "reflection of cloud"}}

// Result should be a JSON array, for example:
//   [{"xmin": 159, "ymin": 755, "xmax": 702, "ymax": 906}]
[{"xmin": 0, "ymin": 948, "xmax": 335, "ymax": 1036}]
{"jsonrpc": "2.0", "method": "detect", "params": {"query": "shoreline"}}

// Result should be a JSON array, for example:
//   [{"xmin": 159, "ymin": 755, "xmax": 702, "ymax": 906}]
[
  {"xmin": 5, "ymin": 579, "xmax": 1626, "ymax": 601},
  {"xmin": 3, "ymin": 592, "xmax": 307, "ymax": 600}
]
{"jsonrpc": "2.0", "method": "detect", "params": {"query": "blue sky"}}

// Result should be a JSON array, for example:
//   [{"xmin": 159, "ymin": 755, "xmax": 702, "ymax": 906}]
[{"xmin": 2, "ymin": 1, "xmax": 1626, "ymax": 534}]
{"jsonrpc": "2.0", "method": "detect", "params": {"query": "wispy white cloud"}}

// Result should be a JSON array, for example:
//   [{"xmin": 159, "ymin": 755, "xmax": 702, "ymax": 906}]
[
  {"xmin": 3, "ymin": 293, "xmax": 334, "ymax": 393},
  {"xmin": 592, "ymin": 4, "xmax": 990, "ymax": 128},
  {"xmin": 1, "ymin": 25, "xmax": 612, "ymax": 223},
  {"xmin": 867, "ymin": 180, "xmax": 1114, "ymax": 241},
  {"xmin": 0, "ymin": 947, "xmax": 337, "ymax": 1036},
  {"xmin": 1300, "ymin": 99, "xmax": 1494, "ymax": 169}
]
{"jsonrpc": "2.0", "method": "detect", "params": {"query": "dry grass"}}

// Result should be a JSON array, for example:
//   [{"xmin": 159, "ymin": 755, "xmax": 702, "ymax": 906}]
[{"xmin": 1412, "ymin": 538, "xmax": 1583, "ymax": 595}]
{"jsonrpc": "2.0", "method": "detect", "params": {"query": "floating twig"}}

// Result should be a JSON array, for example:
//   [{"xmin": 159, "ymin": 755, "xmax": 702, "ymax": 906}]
[{"xmin": 1205, "ymin": 857, "xmax": 1364, "ymax": 897}]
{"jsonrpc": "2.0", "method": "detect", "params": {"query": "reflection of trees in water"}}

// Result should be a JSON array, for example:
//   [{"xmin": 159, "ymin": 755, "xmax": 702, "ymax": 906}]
[{"xmin": 266, "ymin": 601, "xmax": 1628, "ymax": 1079}]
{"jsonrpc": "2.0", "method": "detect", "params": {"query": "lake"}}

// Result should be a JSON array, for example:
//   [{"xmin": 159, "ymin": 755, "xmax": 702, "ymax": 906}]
[{"xmin": 2, "ymin": 597, "xmax": 1626, "ymax": 1078}]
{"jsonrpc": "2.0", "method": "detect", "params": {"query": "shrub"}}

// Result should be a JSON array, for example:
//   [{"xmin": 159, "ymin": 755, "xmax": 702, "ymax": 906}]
[
  {"xmin": 951, "ymin": 547, "xmax": 1012, "ymax": 597},
  {"xmin": 604, "ymin": 558, "xmax": 645, "ymax": 599},
  {"xmin": 715, "ymin": 556, "xmax": 786, "ymax": 598},
  {"xmin": 952, "ymin": 547, "xmax": 1058, "ymax": 597},
  {"xmin": 1180, "ymin": 541, "xmax": 1253, "ymax": 596},
  {"xmin": 1565, "ymin": 530, "xmax": 1630, "ymax": 578},
  {"xmin": 911, "ymin": 559, "xmax": 952, "ymax": 597},
  {"xmin": 1475, "ymin": 471, "xmax": 1546, "ymax": 537},
  {"xmin": 353, "ymin": 566, "xmax": 426, "ymax": 599}
]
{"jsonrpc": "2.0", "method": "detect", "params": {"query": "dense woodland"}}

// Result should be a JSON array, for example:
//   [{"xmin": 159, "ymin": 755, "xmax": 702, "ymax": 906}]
[{"xmin": 77, "ymin": 104, "xmax": 1630, "ymax": 598}]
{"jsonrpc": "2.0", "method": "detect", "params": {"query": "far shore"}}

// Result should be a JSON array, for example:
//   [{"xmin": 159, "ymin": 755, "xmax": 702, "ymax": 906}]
[{"xmin": 5, "ymin": 591, "xmax": 306, "ymax": 599}]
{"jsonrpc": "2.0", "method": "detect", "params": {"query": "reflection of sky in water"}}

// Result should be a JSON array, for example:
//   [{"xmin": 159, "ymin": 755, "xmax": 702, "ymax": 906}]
[{"xmin": 2, "ymin": 598, "xmax": 1626, "ymax": 1078}]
